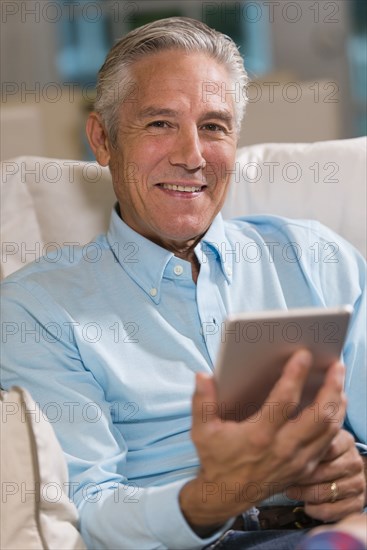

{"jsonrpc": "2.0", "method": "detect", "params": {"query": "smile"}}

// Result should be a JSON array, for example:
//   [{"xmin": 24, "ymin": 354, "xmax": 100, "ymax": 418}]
[{"xmin": 159, "ymin": 183, "xmax": 204, "ymax": 193}]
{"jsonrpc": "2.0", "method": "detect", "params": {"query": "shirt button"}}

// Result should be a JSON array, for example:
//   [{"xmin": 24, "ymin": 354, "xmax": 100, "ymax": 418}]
[
  {"xmin": 225, "ymin": 266, "xmax": 232, "ymax": 276},
  {"xmin": 149, "ymin": 288, "xmax": 158, "ymax": 297},
  {"xmin": 173, "ymin": 265, "xmax": 184, "ymax": 276}
]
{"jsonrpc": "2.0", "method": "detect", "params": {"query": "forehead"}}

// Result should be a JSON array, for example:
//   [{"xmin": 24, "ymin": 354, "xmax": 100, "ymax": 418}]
[{"xmin": 125, "ymin": 50, "xmax": 234, "ymax": 113}]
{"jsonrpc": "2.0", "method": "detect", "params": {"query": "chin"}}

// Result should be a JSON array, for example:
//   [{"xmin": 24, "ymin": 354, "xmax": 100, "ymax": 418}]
[{"xmin": 160, "ymin": 219, "xmax": 210, "ymax": 243}]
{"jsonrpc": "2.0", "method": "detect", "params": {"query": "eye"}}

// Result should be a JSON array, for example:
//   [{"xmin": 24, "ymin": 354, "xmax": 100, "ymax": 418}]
[
  {"xmin": 201, "ymin": 123, "xmax": 227, "ymax": 133},
  {"xmin": 147, "ymin": 120, "xmax": 170, "ymax": 129}
]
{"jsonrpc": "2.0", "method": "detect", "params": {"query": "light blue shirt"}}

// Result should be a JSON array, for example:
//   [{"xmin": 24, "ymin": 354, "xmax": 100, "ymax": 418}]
[{"xmin": 1, "ymin": 208, "xmax": 366, "ymax": 549}]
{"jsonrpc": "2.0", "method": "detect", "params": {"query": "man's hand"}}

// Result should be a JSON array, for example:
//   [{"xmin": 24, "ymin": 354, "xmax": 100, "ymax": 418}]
[
  {"xmin": 179, "ymin": 350, "xmax": 346, "ymax": 532},
  {"xmin": 286, "ymin": 429, "xmax": 366, "ymax": 522},
  {"xmin": 363, "ymin": 455, "xmax": 367, "ymax": 504}
]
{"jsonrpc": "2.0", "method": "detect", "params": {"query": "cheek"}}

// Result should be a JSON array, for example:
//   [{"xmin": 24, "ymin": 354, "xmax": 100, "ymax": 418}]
[
  {"xmin": 132, "ymin": 143, "xmax": 171, "ymax": 183},
  {"xmin": 205, "ymin": 145, "xmax": 236, "ymax": 186},
  {"xmin": 206, "ymin": 140, "xmax": 236, "ymax": 163},
  {"xmin": 109, "ymin": 150, "xmax": 142, "ymax": 195}
]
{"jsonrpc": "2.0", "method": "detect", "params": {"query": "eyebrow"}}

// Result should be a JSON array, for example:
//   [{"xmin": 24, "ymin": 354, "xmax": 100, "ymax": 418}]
[
  {"xmin": 199, "ymin": 110, "xmax": 234, "ymax": 128},
  {"xmin": 138, "ymin": 107, "xmax": 180, "ymax": 119}
]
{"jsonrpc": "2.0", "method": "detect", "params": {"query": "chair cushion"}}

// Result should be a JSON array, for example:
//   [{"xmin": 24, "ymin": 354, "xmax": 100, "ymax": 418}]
[
  {"xmin": 0, "ymin": 387, "xmax": 86, "ymax": 550},
  {"xmin": 0, "ymin": 157, "xmax": 115, "ymax": 278},
  {"xmin": 222, "ymin": 138, "xmax": 366, "ymax": 257}
]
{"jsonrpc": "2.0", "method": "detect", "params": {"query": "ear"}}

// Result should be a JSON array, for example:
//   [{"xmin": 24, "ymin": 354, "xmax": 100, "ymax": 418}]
[{"xmin": 86, "ymin": 112, "xmax": 111, "ymax": 166}]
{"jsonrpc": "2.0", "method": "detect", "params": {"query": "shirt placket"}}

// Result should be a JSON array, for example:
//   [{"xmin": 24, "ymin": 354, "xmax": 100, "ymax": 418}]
[{"xmin": 196, "ymin": 250, "xmax": 229, "ymax": 369}]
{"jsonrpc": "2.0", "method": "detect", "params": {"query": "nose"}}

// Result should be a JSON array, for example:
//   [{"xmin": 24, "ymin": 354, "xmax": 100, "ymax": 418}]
[{"xmin": 168, "ymin": 126, "xmax": 206, "ymax": 171}]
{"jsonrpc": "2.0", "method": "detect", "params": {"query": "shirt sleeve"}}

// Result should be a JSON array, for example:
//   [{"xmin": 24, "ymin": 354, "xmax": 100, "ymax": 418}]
[
  {"xmin": 321, "ymin": 236, "xmax": 366, "ymax": 446},
  {"xmin": 300, "ymin": 222, "xmax": 366, "ymax": 446},
  {"xmin": 0, "ymin": 280, "xmax": 231, "ymax": 550}
]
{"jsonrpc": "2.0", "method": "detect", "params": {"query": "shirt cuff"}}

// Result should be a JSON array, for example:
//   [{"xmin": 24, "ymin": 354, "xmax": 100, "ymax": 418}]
[{"xmin": 143, "ymin": 478, "xmax": 234, "ymax": 549}]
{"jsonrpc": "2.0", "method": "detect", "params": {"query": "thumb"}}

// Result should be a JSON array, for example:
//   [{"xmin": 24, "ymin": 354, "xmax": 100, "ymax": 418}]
[
  {"xmin": 196, "ymin": 372, "xmax": 216, "ymax": 399},
  {"xmin": 191, "ymin": 373, "xmax": 219, "ymax": 428}
]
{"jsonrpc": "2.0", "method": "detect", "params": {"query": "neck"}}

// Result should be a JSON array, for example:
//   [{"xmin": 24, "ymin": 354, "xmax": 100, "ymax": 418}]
[
  {"xmin": 173, "ymin": 247, "xmax": 201, "ymax": 284},
  {"xmin": 117, "ymin": 207, "xmax": 203, "ymax": 283},
  {"xmin": 160, "ymin": 239, "xmax": 201, "ymax": 284},
  {"xmin": 143, "ymin": 227, "xmax": 206, "ymax": 284}
]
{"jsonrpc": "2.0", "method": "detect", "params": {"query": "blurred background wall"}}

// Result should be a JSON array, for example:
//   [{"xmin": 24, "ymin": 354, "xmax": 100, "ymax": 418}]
[{"xmin": 1, "ymin": 0, "xmax": 366, "ymax": 160}]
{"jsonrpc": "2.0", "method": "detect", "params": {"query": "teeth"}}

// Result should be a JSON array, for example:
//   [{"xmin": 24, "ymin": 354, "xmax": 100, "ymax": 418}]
[{"xmin": 161, "ymin": 183, "xmax": 201, "ymax": 193}]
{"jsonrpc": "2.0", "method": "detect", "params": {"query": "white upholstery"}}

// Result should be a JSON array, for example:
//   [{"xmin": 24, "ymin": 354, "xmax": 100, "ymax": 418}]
[
  {"xmin": 0, "ymin": 159, "xmax": 114, "ymax": 279},
  {"xmin": 0, "ymin": 387, "xmax": 86, "ymax": 550},
  {"xmin": 1, "ymin": 137, "xmax": 365, "ymax": 279},
  {"xmin": 224, "ymin": 138, "xmax": 366, "ymax": 257}
]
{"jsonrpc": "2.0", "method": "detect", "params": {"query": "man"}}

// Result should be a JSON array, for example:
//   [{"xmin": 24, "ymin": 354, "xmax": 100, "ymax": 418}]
[{"xmin": 1, "ymin": 17, "xmax": 366, "ymax": 550}]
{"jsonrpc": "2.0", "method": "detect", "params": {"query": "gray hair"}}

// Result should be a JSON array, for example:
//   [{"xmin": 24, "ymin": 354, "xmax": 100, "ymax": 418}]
[{"xmin": 94, "ymin": 17, "xmax": 248, "ymax": 145}]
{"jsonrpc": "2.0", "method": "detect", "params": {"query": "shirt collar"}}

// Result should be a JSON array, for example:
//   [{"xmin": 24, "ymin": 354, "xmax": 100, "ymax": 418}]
[
  {"xmin": 196, "ymin": 213, "xmax": 233, "ymax": 285},
  {"xmin": 106, "ymin": 205, "xmax": 232, "ymax": 302},
  {"xmin": 107, "ymin": 205, "xmax": 173, "ymax": 304}
]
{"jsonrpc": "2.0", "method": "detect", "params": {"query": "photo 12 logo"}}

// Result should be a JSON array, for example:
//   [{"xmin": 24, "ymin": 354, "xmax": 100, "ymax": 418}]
[
  {"xmin": 1, "ymin": 2, "xmax": 140, "ymax": 24},
  {"xmin": 201, "ymin": 2, "xmax": 340, "ymax": 25}
]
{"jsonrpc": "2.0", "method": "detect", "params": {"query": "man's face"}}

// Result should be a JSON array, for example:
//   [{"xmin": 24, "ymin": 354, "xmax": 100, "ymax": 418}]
[{"xmin": 106, "ymin": 50, "xmax": 237, "ymax": 249}]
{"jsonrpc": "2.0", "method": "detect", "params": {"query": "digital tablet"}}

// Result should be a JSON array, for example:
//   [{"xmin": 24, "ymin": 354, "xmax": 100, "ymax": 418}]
[{"xmin": 215, "ymin": 305, "xmax": 353, "ymax": 421}]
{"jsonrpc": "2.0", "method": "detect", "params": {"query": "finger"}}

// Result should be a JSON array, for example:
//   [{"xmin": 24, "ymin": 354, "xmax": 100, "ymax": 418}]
[
  {"xmin": 282, "ymin": 361, "xmax": 346, "ymax": 446},
  {"xmin": 320, "ymin": 360, "xmax": 345, "ymax": 405},
  {"xmin": 191, "ymin": 372, "xmax": 226, "ymax": 450},
  {"xmin": 192, "ymin": 372, "xmax": 218, "ymax": 423},
  {"xmin": 321, "ymin": 429, "xmax": 355, "ymax": 463},
  {"xmin": 287, "ymin": 471, "xmax": 366, "ymax": 504},
  {"xmin": 254, "ymin": 348, "xmax": 313, "ymax": 434},
  {"xmin": 304, "ymin": 442, "xmax": 364, "ymax": 486},
  {"xmin": 303, "ymin": 452, "xmax": 363, "ymax": 485},
  {"xmin": 304, "ymin": 493, "xmax": 366, "ymax": 523},
  {"xmin": 269, "ymin": 363, "xmax": 346, "ymax": 477},
  {"xmin": 311, "ymin": 361, "xmax": 345, "ymax": 426}
]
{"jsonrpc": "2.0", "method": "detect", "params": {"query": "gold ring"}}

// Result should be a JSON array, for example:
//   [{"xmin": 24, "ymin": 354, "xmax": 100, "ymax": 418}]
[{"xmin": 330, "ymin": 481, "xmax": 338, "ymax": 503}]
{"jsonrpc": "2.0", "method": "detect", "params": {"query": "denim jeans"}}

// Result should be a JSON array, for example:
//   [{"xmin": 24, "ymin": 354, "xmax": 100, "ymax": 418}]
[
  {"xmin": 204, "ymin": 510, "xmax": 307, "ymax": 550},
  {"xmin": 205, "ymin": 529, "xmax": 306, "ymax": 550}
]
